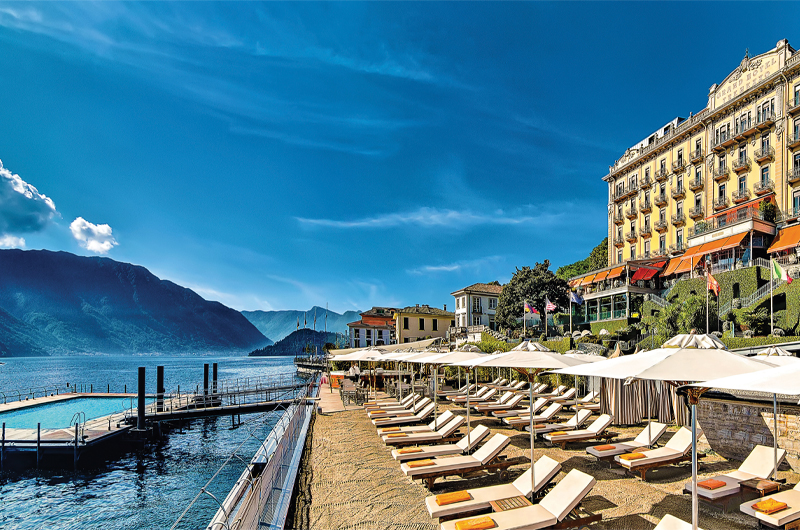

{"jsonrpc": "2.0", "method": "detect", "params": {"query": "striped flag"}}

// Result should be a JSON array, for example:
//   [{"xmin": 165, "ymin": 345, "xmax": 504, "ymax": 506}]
[
  {"xmin": 545, "ymin": 298, "xmax": 556, "ymax": 312},
  {"xmin": 707, "ymin": 272, "xmax": 720, "ymax": 296},
  {"xmin": 524, "ymin": 301, "xmax": 533, "ymax": 313},
  {"xmin": 771, "ymin": 259, "xmax": 793, "ymax": 284}
]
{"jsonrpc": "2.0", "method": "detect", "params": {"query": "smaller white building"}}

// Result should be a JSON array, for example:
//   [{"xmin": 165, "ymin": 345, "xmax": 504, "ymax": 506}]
[{"xmin": 451, "ymin": 283, "xmax": 502, "ymax": 331}]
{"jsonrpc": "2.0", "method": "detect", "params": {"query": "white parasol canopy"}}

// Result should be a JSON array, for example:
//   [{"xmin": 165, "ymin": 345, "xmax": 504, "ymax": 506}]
[
  {"xmin": 511, "ymin": 340, "xmax": 552, "ymax": 352},
  {"xmin": 756, "ymin": 345, "xmax": 794, "ymax": 357}
]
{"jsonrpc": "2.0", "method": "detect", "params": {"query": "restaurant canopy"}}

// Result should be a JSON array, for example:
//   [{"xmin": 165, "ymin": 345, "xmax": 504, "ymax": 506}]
[
  {"xmin": 329, "ymin": 337, "xmax": 440, "ymax": 356},
  {"xmin": 768, "ymin": 224, "xmax": 800, "ymax": 254}
]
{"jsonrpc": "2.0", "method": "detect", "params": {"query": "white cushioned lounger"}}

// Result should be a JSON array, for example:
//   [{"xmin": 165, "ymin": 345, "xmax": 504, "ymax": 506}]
[
  {"xmin": 614, "ymin": 426, "xmax": 698, "ymax": 471},
  {"xmin": 504, "ymin": 403, "xmax": 562, "ymax": 427},
  {"xmin": 392, "ymin": 424, "xmax": 491, "ymax": 462},
  {"xmin": 364, "ymin": 393, "xmax": 418, "ymax": 410},
  {"xmin": 368, "ymin": 397, "xmax": 431, "ymax": 419},
  {"xmin": 425, "ymin": 455, "xmax": 561, "ymax": 519},
  {"xmin": 586, "ymin": 422, "xmax": 667, "ymax": 459},
  {"xmin": 377, "ymin": 410, "xmax": 454, "ymax": 435},
  {"xmin": 740, "ymin": 482, "xmax": 800, "ymax": 527},
  {"xmin": 543, "ymin": 414, "xmax": 613, "ymax": 444},
  {"xmin": 685, "ymin": 445, "xmax": 787, "ymax": 500},
  {"xmin": 530, "ymin": 409, "xmax": 592, "ymax": 434},
  {"xmin": 382, "ymin": 415, "xmax": 465, "ymax": 445},
  {"xmin": 400, "ymin": 433, "xmax": 510, "ymax": 478},
  {"xmin": 654, "ymin": 514, "xmax": 704, "ymax": 530},
  {"xmin": 372, "ymin": 403, "xmax": 435, "ymax": 427}
]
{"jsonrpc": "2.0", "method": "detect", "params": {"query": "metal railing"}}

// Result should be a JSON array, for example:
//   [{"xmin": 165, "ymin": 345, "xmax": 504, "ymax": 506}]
[
  {"xmin": 788, "ymin": 168, "xmax": 800, "ymax": 185},
  {"xmin": 639, "ymin": 176, "xmax": 652, "ymax": 190},
  {"xmin": 719, "ymin": 278, "xmax": 784, "ymax": 316},
  {"xmin": 671, "ymin": 185, "xmax": 686, "ymax": 198},
  {"xmin": 648, "ymin": 294, "xmax": 669, "ymax": 308},
  {"xmin": 654, "ymin": 168, "xmax": 669, "ymax": 181},
  {"xmin": 713, "ymin": 166, "xmax": 729, "ymax": 180},
  {"xmin": 789, "ymin": 131, "xmax": 800, "ymax": 146},
  {"xmin": 754, "ymin": 179, "xmax": 774, "ymax": 195},
  {"xmin": 754, "ymin": 146, "xmax": 775, "ymax": 161},
  {"xmin": 756, "ymin": 110, "xmax": 776, "ymax": 128},
  {"xmin": 732, "ymin": 157, "xmax": 751, "ymax": 173},
  {"xmin": 672, "ymin": 159, "xmax": 686, "ymax": 173},
  {"xmin": 689, "ymin": 205, "xmax": 704, "ymax": 219},
  {"xmin": 654, "ymin": 193, "xmax": 668, "ymax": 206},
  {"xmin": 654, "ymin": 219, "xmax": 668, "ymax": 232},
  {"xmin": 639, "ymin": 200, "xmax": 652, "ymax": 212},
  {"xmin": 671, "ymin": 213, "xmax": 686, "ymax": 226},
  {"xmin": 732, "ymin": 188, "xmax": 751, "ymax": 202},
  {"xmin": 688, "ymin": 177, "xmax": 704, "ymax": 191},
  {"xmin": 690, "ymin": 148, "xmax": 704, "ymax": 162},
  {"xmin": 713, "ymin": 196, "xmax": 729, "ymax": 210}
]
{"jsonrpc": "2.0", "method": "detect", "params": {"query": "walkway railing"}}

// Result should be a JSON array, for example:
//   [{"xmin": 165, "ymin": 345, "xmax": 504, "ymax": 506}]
[{"xmin": 719, "ymin": 278, "xmax": 784, "ymax": 316}]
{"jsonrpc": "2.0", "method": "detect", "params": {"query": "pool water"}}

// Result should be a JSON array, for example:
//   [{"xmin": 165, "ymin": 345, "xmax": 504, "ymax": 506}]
[{"xmin": 0, "ymin": 397, "xmax": 149, "ymax": 429}]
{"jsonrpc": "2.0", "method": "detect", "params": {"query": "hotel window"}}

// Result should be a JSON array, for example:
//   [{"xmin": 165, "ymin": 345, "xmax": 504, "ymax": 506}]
[
  {"xmin": 795, "ymin": 152, "xmax": 800, "ymax": 170},
  {"xmin": 677, "ymin": 149, "xmax": 683, "ymax": 165},
  {"xmin": 472, "ymin": 297, "xmax": 481, "ymax": 312},
  {"xmin": 794, "ymin": 118, "xmax": 800, "ymax": 138},
  {"xmin": 488, "ymin": 298, "xmax": 497, "ymax": 310},
  {"xmin": 629, "ymin": 245, "xmax": 635, "ymax": 259},
  {"xmin": 676, "ymin": 229, "xmax": 684, "ymax": 249},
  {"xmin": 761, "ymin": 166, "xmax": 770, "ymax": 185},
  {"xmin": 645, "ymin": 190, "xmax": 650, "ymax": 203},
  {"xmin": 659, "ymin": 235, "xmax": 666, "ymax": 252},
  {"xmin": 617, "ymin": 227, "xmax": 622, "ymax": 240},
  {"xmin": 794, "ymin": 84, "xmax": 800, "ymax": 106},
  {"xmin": 630, "ymin": 174, "xmax": 637, "ymax": 189},
  {"xmin": 418, "ymin": 318, "xmax": 425, "ymax": 330},
  {"xmin": 738, "ymin": 175, "xmax": 746, "ymax": 194},
  {"xmin": 794, "ymin": 191, "xmax": 800, "ymax": 215},
  {"xmin": 645, "ymin": 167, "xmax": 650, "ymax": 180},
  {"xmin": 617, "ymin": 205, "xmax": 623, "ymax": 218},
  {"xmin": 660, "ymin": 159, "xmax": 666, "ymax": 172},
  {"xmin": 676, "ymin": 200, "xmax": 683, "ymax": 217},
  {"xmin": 719, "ymin": 154, "xmax": 726, "ymax": 170},
  {"xmin": 644, "ymin": 214, "xmax": 650, "ymax": 231},
  {"xmin": 695, "ymin": 166, "xmax": 702, "ymax": 182},
  {"xmin": 617, "ymin": 251, "xmax": 623, "ymax": 263},
  {"xmin": 660, "ymin": 184, "xmax": 666, "ymax": 196},
  {"xmin": 761, "ymin": 134, "xmax": 770, "ymax": 150},
  {"xmin": 432, "ymin": 319, "xmax": 438, "ymax": 332},
  {"xmin": 738, "ymin": 146, "xmax": 746, "ymax": 165},
  {"xmin": 644, "ymin": 240, "xmax": 650, "ymax": 256},
  {"xmin": 354, "ymin": 328, "xmax": 360, "ymax": 339},
  {"xmin": 472, "ymin": 315, "xmax": 481, "ymax": 326},
  {"xmin": 677, "ymin": 175, "xmax": 683, "ymax": 190},
  {"xmin": 366, "ymin": 329, "xmax": 372, "ymax": 346},
  {"xmin": 660, "ymin": 208, "xmax": 666, "ymax": 222},
  {"xmin": 403, "ymin": 317, "xmax": 409, "ymax": 330},
  {"xmin": 695, "ymin": 194, "xmax": 702, "ymax": 208},
  {"xmin": 719, "ymin": 183, "xmax": 726, "ymax": 198},
  {"xmin": 695, "ymin": 138, "xmax": 702, "ymax": 152}
]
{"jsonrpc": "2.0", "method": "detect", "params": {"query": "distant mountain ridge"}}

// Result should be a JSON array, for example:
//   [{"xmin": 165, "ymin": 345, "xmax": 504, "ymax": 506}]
[
  {"xmin": 248, "ymin": 328, "xmax": 337, "ymax": 357},
  {"xmin": 0, "ymin": 249, "xmax": 270, "ymax": 356},
  {"xmin": 242, "ymin": 306, "xmax": 361, "ymax": 343}
]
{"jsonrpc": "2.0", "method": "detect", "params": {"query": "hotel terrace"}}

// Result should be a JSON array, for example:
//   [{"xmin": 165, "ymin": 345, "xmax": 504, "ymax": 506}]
[{"xmin": 570, "ymin": 39, "xmax": 800, "ymax": 326}]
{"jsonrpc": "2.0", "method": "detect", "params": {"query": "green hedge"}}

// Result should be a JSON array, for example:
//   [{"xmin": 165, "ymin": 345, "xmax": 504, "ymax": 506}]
[
  {"xmin": 747, "ymin": 279, "xmax": 800, "ymax": 335},
  {"xmin": 666, "ymin": 266, "xmax": 765, "ymax": 314},
  {"xmin": 542, "ymin": 337, "xmax": 572, "ymax": 353},
  {"xmin": 720, "ymin": 335, "xmax": 799, "ymax": 351},
  {"xmin": 589, "ymin": 319, "xmax": 631, "ymax": 336}
]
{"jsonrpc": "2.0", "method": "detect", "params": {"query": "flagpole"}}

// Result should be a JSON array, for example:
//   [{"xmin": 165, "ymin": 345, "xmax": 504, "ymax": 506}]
[
  {"xmin": 523, "ymin": 302, "xmax": 526, "ymax": 338},
  {"xmin": 706, "ymin": 265, "xmax": 709, "ymax": 335},
  {"xmin": 545, "ymin": 305, "xmax": 548, "ymax": 338},
  {"xmin": 569, "ymin": 299, "xmax": 573, "ymax": 335},
  {"xmin": 771, "ymin": 259, "xmax": 774, "ymax": 335}
]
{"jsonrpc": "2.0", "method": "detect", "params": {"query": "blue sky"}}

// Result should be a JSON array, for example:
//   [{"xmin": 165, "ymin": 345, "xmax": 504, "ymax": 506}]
[{"xmin": 0, "ymin": 2, "xmax": 798, "ymax": 315}]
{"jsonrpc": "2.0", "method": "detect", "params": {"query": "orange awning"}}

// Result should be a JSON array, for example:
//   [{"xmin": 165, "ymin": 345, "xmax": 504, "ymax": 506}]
[
  {"xmin": 593, "ymin": 270, "xmax": 610, "ymax": 281},
  {"xmin": 579, "ymin": 274, "xmax": 596, "ymax": 286},
  {"xmin": 768, "ymin": 225, "xmax": 800, "ymax": 253},
  {"xmin": 663, "ymin": 258, "xmax": 681, "ymax": 276},
  {"xmin": 671, "ymin": 244, "xmax": 704, "ymax": 275},
  {"xmin": 607, "ymin": 266, "xmax": 625, "ymax": 279},
  {"xmin": 719, "ymin": 231, "xmax": 749, "ymax": 251}
]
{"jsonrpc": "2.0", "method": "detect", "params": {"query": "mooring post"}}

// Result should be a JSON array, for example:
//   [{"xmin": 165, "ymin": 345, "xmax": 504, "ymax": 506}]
[
  {"xmin": 137, "ymin": 367, "xmax": 146, "ymax": 430},
  {"xmin": 124, "ymin": 384, "xmax": 127, "ymax": 393},
  {"xmin": 36, "ymin": 423, "xmax": 41, "ymax": 468},
  {"xmin": 212, "ymin": 363, "xmax": 218, "ymax": 394},
  {"xmin": 107, "ymin": 384, "xmax": 110, "ymax": 393},
  {"xmin": 90, "ymin": 384, "xmax": 93, "ymax": 394},
  {"xmin": 203, "ymin": 364, "xmax": 209, "ymax": 397},
  {"xmin": 74, "ymin": 422, "xmax": 78, "ymax": 470},
  {"xmin": 1, "ymin": 422, "xmax": 5, "ymax": 471},
  {"xmin": 156, "ymin": 366, "xmax": 165, "ymax": 413}
]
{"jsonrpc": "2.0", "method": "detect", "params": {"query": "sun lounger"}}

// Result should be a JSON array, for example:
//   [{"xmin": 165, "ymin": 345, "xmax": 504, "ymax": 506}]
[
  {"xmin": 364, "ymin": 393, "xmax": 419, "ymax": 410},
  {"xmin": 685, "ymin": 445, "xmax": 787, "ymax": 507},
  {"xmin": 372, "ymin": 403, "xmax": 435, "ymax": 427},
  {"xmin": 493, "ymin": 397, "xmax": 548, "ymax": 419},
  {"xmin": 449, "ymin": 387, "xmax": 496, "ymax": 404},
  {"xmin": 548, "ymin": 387, "xmax": 577, "ymax": 404},
  {"xmin": 532, "ymin": 385, "xmax": 566, "ymax": 399},
  {"xmin": 391, "ymin": 425, "xmax": 491, "ymax": 462},
  {"xmin": 367, "ymin": 397, "xmax": 432, "ymax": 419},
  {"xmin": 377, "ymin": 410, "xmax": 456, "ymax": 435},
  {"xmin": 476, "ymin": 393, "xmax": 525, "ymax": 414},
  {"xmin": 364, "ymin": 394, "xmax": 422, "ymax": 414},
  {"xmin": 586, "ymin": 422, "xmax": 668, "ymax": 461},
  {"xmin": 425, "ymin": 455, "xmax": 562, "ymax": 520},
  {"xmin": 382, "ymin": 415, "xmax": 466, "ymax": 446},
  {"xmin": 615, "ymin": 426, "xmax": 702, "ymax": 481},
  {"xmin": 531, "ymin": 409, "xmax": 593, "ymax": 435},
  {"xmin": 543, "ymin": 414, "xmax": 615, "ymax": 449},
  {"xmin": 474, "ymin": 390, "xmax": 516, "ymax": 408},
  {"xmin": 400, "ymin": 433, "xmax": 524, "ymax": 490},
  {"xmin": 446, "ymin": 385, "xmax": 489, "ymax": 401},
  {"xmin": 439, "ymin": 469, "xmax": 600, "ymax": 530},
  {"xmin": 438, "ymin": 383, "xmax": 477, "ymax": 398},
  {"xmin": 654, "ymin": 514, "xmax": 705, "ymax": 530},
  {"xmin": 503, "ymin": 403, "xmax": 563, "ymax": 429},
  {"xmin": 454, "ymin": 388, "xmax": 499, "ymax": 405},
  {"xmin": 740, "ymin": 481, "xmax": 800, "ymax": 528},
  {"xmin": 485, "ymin": 378, "xmax": 509, "ymax": 389}
]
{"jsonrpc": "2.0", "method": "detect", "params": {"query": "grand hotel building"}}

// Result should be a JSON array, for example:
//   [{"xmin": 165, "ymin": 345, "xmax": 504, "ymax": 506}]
[{"xmin": 569, "ymin": 39, "xmax": 800, "ymax": 325}]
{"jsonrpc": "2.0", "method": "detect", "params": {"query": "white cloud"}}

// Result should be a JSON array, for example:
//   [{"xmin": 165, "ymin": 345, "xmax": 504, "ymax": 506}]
[
  {"xmin": 69, "ymin": 217, "xmax": 118, "ymax": 254},
  {"xmin": 297, "ymin": 207, "xmax": 556, "ymax": 230},
  {"xmin": 0, "ymin": 159, "xmax": 58, "ymax": 237},
  {"xmin": 0, "ymin": 235, "xmax": 25, "ymax": 249},
  {"xmin": 406, "ymin": 256, "xmax": 504, "ymax": 276}
]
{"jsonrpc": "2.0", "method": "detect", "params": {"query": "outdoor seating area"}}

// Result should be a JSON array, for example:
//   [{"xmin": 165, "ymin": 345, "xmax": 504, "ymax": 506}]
[{"xmin": 312, "ymin": 333, "xmax": 800, "ymax": 530}]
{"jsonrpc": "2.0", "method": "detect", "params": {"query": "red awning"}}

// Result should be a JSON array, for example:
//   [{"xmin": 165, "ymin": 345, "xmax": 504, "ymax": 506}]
[
  {"xmin": 630, "ymin": 268, "xmax": 648, "ymax": 282},
  {"xmin": 640, "ymin": 268, "xmax": 659, "ymax": 281}
]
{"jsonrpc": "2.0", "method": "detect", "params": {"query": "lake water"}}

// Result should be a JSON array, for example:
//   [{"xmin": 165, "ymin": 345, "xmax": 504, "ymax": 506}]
[{"xmin": 0, "ymin": 354, "xmax": 298, "ymax": 530}]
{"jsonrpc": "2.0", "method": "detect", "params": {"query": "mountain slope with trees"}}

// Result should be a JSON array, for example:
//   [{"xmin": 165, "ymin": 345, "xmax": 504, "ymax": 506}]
[
  {"xmin": 242, "ymin": 307, "xmax": 360, "ymax": 343},
  {"xmin": 555, "ymin": 238, "xmax": 608, "ymax": 280}
]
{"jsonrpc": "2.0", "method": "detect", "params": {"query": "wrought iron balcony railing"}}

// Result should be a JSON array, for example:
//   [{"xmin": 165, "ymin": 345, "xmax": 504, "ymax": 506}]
[
  {"xmin": 754, "ymin": 179, "xmax": 774, "ymax": 195},
  {"xmin": 754, "ymin": 146, "xmax": 775, "ymax": 162}
]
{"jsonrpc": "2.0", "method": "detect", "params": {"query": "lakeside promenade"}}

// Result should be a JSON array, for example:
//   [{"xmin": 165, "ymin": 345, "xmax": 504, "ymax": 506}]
[{"xmin": 288, "ymin": 387, "xmax": 799, "ymax": 529}]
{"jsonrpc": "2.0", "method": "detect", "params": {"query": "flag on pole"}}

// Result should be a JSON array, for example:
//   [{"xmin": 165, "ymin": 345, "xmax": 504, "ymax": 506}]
[
  {"xmin": 545, "ymin": 298, "xmax": 556, "ymax": 312},
  {"xmin": 524, "ymin": 301, "xmax": 533, "ymax": 313},
  {"xmin": 304, "ymin": 312, "xmax": 307, "ymax": 328},
  {"xmin": 707, "ymin": 272, "xmax": 721, "ymax": 296},
  {"xmin": 569, "ymin": 291, "xmax": 584, "ymax": 305},
  {"xmin": 296, "ymin": 317, "xmax": 300, "ymax": 331},
  {"xmin": 771, "ymin": 259, "xmax": 793, "ymax": 284}
]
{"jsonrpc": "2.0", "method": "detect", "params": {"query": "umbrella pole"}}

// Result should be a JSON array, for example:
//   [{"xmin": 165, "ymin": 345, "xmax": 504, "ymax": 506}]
[
  {"xmin": 434, "ymin": 365, "xmax": 438, "ymax": 426},
  {"xmin": 691, "ymin": 402, "xmax": 698, "ymax": 530},
  {"xmin": 647, "ymin": 382, "xmax": 652, "ymax": 445},
  {"xmin": 529, "ymin": 373, "xmax": 536, "ymax": 499},
  {"xmin": 774, "ymin": 393, "xmax": 779, "ymax": 481},
  {"xmin": 466, "ymin": 370, "xmax": 471, "ymax": 440}
]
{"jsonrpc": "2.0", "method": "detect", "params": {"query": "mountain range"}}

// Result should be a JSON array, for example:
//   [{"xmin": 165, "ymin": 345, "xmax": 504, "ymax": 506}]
[
  {"xmin": 248, "ymin": 328, "xmax": 338, "ymax": 357},
  {"xmin": 242, "ymin": 306, "xmax": 360, "ymax": 343},
  {"xmin": 0, "ymin": 249, "xmax": 270, "ymax": 356}
]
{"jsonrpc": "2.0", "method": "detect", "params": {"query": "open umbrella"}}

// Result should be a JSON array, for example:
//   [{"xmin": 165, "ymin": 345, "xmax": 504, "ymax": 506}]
[
  {"xmin": 511, "ymin": 340, "xmax": 551, "ymax": 352},
  {"xmin": 551, "ymin": 333, "xmax": 774, "ymax": 530},
  {"xmin": 450, "ymin": 349, "xmax": 588, "ymax": 501}
]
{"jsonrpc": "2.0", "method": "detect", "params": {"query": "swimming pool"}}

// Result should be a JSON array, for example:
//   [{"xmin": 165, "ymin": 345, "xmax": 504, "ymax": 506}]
[{"xmin": 0, "ymin": 396, "xmax": 147, "ymax": 429}]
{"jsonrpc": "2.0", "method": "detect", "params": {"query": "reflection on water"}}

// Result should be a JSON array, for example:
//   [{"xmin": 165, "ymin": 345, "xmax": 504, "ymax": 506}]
[{"xmin": 0, "ymin": 354, "xmax": 297, "ymax": 530}]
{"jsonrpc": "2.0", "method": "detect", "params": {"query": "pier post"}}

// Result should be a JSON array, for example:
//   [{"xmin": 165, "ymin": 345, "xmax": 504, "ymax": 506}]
[
  {"xmin": 1, "ymin": 422, "xmax": 5, "ymax": 471},
  {"xmin": 212, "ymin": 363, "xmax": 218, "ymax": 394},
  {"xmin": 204, "ymin": 364, "xmax": 209, "ymax": 397},
  {"xmin": 156, "ymin": 366, "xmax": 165, "ymax": 413},
  {"xmin": 37, "ymin": 423, "xmax": 41, "ymax": 468},
  {"xmin": 137, "ymin": 367, "xmax": 146, "ymax": 429},
  {"xmin": 74, "ymin": 423, "xmax": 78, "ymax": 470}
]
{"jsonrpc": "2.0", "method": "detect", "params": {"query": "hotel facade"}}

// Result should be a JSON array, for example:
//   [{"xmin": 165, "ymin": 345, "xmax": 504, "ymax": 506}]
[{"xmin": 570, "ymin": 39, "xmax": 800, "ymax": 326}]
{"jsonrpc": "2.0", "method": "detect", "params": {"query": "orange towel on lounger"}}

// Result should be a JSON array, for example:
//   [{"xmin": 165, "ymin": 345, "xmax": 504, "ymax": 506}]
[
  {"xmin": 697, "ymin": 479, "xmax": 727, "ymax": 490},
  {"xmin": 397, "ymin": 448, "xmax": 423, "ymax": 454},
  {"xmin": 381, "ymin": 427, "xmax": 400, "ymax": 433},
  {"xmin": 594, "ymin": 444, "xmax": 616, "ymax": 451},
  {"xmin": 454, "ymin": 515, "xmax": 497, "ymax": 530},
  {"xmin": 550, "ymin": 431, "xmax": 568, "ymax": 436},
  {"xmin": 371, "ymin": 410, "xmax": 386, "ymax": 414},
  {"xmin": 435, "ymin": 490, "xmax": 473, "ymax": 506},
  {"xmin": 619, "ymin": 452, "xmax": 646, "ymax": 461},
  {"xmin": 506, "ymin": 416, "xmax": 520, "ymax": 420},
  {"xmin": 753, "ymin": 498, "xmax": 789, "ymax": 514},
  {"xmin": 386, "ymin": 433, "xmax": 407, "ymax": 438},
  {"xmin": 407, "ymin": 459, "xmax": 436, "ymax": 468}
]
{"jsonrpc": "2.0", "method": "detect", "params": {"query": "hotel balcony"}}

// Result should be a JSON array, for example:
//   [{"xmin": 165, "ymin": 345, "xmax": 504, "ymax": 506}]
[
  {"xmin": 735, "ymin": 120, "xmax": 758, "ymax": 141},
  {"xmin": 788, "ymin": 168, "xmax": 800, "ymax": 185},
  {"xmin": 711, "ymin": 137, "xmax": 726, "ymax": 153},
  {"xmin": 640, "ymin": 224, "xmax": 652, "ymax": 238},
  {"xmin": 672, "ymin": 159, "xmax": 686, "ymax": 174},
  {"xmin": 713, "ymin": 196, "xmax": 729, "ymax": 210},
  {"xmin": 669, "ymin": 242, "xmax": 686, "ymax": 255},
  {"xmin": 654, "ymin": 219, "xmax": 668, "ymax": 233},
  {"xmin": 650, "ymin": 247, "xmax": 667, "ymax": 259},
  {"xmin": 639, "ymin": 200, "xmax": 652, "ymax": 214},
  {"xmin": 754, "ymin": 146, "xmax": 775, "ymax": 163},
  {"xmin": 713, "ymin": 166, "xmax": 730, "ymax": 182},
  {"xmin": 789, "ymin": 96, "xmax": 800, "ymax": 116},
  {"xmin": 625, "ymin": 230, "xmax": 638, "ymax": 243},
  {"xmin": 671, "ymin": 213, "xmax": 686, "ymax": 227},
  {"xmin": 754, "ymin": 179, "xmax": 774, "ymax": 195},
  {"xmin": 789, "ymin": 131, "xmax": 800, "ymax": 150},
  {"xmin": 625, "ymin": 208, "xmax": 638, "ymax": 220},
  {"xmin": 614, "ymin": 236, "xmax": 625, "ymax": 248},
  {"xmin": 690, "ymin": 148, "xmax": 704, "ymax": 164},
  {"xmin": 671, "ymin": 184, "xmax": 686, "ymax": 200},
  {"xmin": 689, "ymin": 205, "xmax": 704, "ymax": 220},
  {"xmin": 613, "ymin": 212, "xmax": 625, "ymax": 225},
  {"xmin": 639, "ymin": 176, "xmax": 652, "ymax": 190},
  {"xmin": 654, "ymin": 168, "xmax": 669, "ymax": 182},
  {"xmin": 732, "ymin": 188, "xmax": 751, "ymax": 204},
  {"xmin": 654, "ymin": 193, "xmax": 668, "ymax": 207},
  {"xmin": 612, "ymin": 187, "xmax": 627, "ymax": 202},
  {"xmin": 778, "ymin": 207, "xmax": 800, "ymax": 225},
  {"xmin": 756, "ymin": 111, "xmax": 776, "ymax": 130},
  {"xmin": 732, "ymin": 157, "xmax": 751, "ymax": 174},
  {"xmin": 688, "ymin": 176, "xmax": 704, "ymax": 192}
]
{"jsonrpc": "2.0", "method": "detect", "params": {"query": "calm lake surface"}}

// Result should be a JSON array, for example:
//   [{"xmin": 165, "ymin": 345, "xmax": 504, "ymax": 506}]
[{"xmin": 0, "ymin": 354, "xmax": 298, "ymax": 530}]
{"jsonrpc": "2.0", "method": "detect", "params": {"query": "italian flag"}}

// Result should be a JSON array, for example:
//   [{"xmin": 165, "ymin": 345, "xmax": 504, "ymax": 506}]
[{"xmin": 771, "ymin": 259, "xmax": 793, "ymax": 284}]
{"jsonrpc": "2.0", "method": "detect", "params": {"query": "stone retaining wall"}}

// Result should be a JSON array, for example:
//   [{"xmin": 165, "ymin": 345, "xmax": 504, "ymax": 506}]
[{"xmin": 698, "ymin": 396, "xmax": 800, "ymax": 471}]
